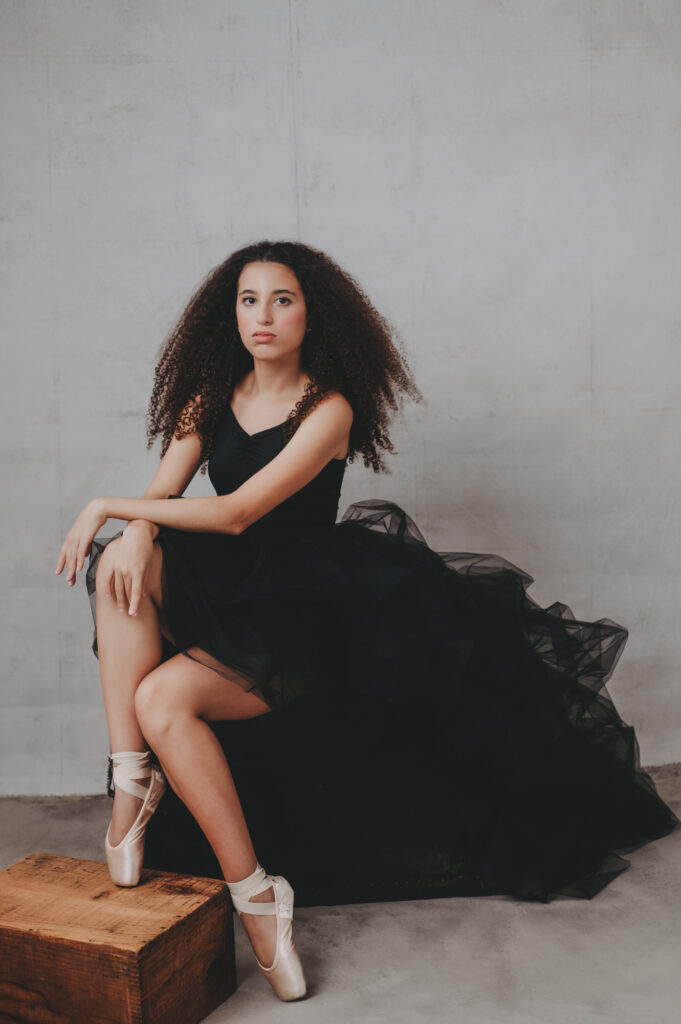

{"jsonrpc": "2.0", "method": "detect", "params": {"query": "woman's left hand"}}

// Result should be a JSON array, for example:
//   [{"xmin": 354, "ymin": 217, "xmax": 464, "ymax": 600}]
[{"xmin": 55, "ymin": 498, "xmax": 109, "ymax": 586}]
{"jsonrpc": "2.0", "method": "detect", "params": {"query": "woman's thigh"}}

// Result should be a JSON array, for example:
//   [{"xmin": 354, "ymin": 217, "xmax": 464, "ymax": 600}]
[
  {"xmin": 146, "ymin": 541, "xmax": 177, "ymax": 647},
  {"xmin": 141, "ymin": 545, "xmax": 272, "ymax": 720}
]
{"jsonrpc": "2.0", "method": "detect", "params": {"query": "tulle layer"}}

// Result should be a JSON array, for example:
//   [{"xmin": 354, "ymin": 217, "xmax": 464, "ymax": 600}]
[{"xmin": 86, "ymin": 498, "xmax": 679, "ymax": 902}]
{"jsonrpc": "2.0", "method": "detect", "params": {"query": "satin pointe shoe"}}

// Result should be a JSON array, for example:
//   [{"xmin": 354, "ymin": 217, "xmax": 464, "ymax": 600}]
[
  {"xmin": 104, "ymin": 750, "xmax": 166, "ymax": 887},
  {"xmin": 227, "ymin": 862, "xmax": 307, "ymax": 1002}
]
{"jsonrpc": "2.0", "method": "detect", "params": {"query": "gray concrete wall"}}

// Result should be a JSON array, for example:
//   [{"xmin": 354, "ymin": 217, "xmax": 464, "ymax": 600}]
[{"xmin": 2, "ymin": 1, "xmax": 680, "ymax": 794}]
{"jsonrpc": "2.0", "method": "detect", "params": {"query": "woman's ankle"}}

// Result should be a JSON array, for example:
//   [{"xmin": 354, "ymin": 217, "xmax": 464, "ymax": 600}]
[{"xmin": 108, "ymin": 781, "xmax": 150, "ymax": 845}]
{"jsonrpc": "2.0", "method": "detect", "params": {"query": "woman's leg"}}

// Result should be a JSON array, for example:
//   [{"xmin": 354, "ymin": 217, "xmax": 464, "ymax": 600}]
[
  {"xmin": 133, "ymin": 654, "xmax": 278, "ymax": 968},
  {"xmin": 95, "ymin": 539, "xmax": 167, "ymax": 844}
]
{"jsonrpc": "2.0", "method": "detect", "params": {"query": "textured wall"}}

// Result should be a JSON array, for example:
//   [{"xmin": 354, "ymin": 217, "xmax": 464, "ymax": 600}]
[{"xmin": 2, "ymin": 1, "xmax": 680, "ymax": 793}]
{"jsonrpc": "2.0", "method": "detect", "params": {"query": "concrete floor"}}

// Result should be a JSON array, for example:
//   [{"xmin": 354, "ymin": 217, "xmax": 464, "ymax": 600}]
[{"xmin": 1, "ymin": 766, "xmax": 680, "ymax": 1024}]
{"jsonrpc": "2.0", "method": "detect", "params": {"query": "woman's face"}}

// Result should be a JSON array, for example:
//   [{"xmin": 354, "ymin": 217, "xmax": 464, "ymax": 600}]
[{"xmin": 235, "ymin": 261, "xmax": 308, "ymax": 364}]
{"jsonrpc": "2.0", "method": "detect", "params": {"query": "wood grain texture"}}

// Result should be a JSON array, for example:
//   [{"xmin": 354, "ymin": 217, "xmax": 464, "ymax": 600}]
[{"xmin": 0, "ymin": 854, "xmax": 236, "ymax": 1024}]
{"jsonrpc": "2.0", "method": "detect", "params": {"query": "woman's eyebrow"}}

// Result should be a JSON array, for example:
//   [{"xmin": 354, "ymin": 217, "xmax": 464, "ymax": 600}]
[{"xmin": 238, "ymin": 288, "xmax": 297, "ymax": 296}]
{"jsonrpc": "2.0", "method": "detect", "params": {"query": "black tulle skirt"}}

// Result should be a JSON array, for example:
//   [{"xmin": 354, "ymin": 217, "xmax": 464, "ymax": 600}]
[{"xmin": 86, "ymin": 498, "xmax": 679, "ymax": 903}]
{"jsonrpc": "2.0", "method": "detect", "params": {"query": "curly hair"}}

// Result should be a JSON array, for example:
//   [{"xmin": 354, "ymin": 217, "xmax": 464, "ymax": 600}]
[{"xmin": 146, "ymin": 240, "xmax": 423, "ymax": 474}]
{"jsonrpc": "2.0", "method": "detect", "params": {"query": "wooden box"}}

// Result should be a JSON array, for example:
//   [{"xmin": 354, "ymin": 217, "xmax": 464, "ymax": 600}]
[{"xmin": 0, "ymin": 853, "xmax": 236, "ymax": 1024}]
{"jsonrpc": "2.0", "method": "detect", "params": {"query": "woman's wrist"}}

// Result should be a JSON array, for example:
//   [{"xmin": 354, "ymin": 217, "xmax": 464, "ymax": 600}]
[{"xmin": 124, "ymin": 518, "xmax": 160, "ymax": 540}]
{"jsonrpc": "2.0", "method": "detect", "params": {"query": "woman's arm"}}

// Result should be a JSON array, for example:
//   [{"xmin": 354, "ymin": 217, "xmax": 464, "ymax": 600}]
[
  {"xmin": 102, "ymin": 392, "xmax": 353, "ymax": 534},
  {"xmin": 56, "ymin": 404, "xmax": 204, "ymax": 583},
  {"xmin": 103, "ymin": 493, "xmax": 242, "ymax": 534},
  {"xmin": 57, "ymin": 393, "xmax": 352, "ymax": 582},
  {"xmin": 122, "ymin": 427, "xmax": 205, "ymax": 540}
]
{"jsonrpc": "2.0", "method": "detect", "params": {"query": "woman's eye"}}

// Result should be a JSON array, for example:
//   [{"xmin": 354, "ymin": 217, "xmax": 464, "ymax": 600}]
[{"xmin": 276, "ymin": 297, "xmax": 291, "ymax": 305}]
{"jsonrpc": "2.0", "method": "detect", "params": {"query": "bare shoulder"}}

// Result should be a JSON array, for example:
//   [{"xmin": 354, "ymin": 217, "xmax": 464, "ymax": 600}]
[
  {"xmin": 299, "ymin": 390, "xmax": 352, "ymax": 461},
  {"xmin": 312, "ymin": 390, "xmax": 354, "ymax": 424}
]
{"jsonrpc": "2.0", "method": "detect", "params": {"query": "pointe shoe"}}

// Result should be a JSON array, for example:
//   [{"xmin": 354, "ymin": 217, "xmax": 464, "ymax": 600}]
[
  {"xmin": 227, "ymin": 863, "xmax": 307, "ymax": 1002},
  {"xmin": 104, "ymin": 750, "xmax": 166, "ymax": 887}
]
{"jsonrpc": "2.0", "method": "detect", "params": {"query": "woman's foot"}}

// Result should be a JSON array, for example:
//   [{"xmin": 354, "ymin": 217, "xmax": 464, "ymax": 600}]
[
  {"xmin": 105, "ymin": 750, "xmax": 166, "ymax": 887},
  {"xmin": 239, "ymin": 884, "xmax": 277, "ymax": 967},
  {"xmin": 227, "ymin": 864, "xmax": 307, "ymax": 1001}
]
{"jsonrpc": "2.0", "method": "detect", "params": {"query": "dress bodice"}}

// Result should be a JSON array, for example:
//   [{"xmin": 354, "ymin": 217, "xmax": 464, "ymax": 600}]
[{"xmin": 208, "ymin": 404, "xmax": 347, "ymax": 529}]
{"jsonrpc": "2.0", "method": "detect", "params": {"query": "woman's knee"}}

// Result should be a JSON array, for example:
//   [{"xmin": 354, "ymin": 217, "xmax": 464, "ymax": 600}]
[
  {"xmin": 135, "ymin": 675, "xmax": 166, "ymax": 740},
  {"xmin": 94, "ymin": 535, "xmax": 163, "ymax": 603},
  {"xmin": 94, "ymin": 537, "xmax": 122, "ymax": 594},
  {"xmin": 134, "ymin": 670, "xmax": 192, "ymax": 743}
]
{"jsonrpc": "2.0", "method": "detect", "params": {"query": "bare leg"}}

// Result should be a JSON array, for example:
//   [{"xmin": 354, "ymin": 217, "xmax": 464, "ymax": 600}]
[
  {"xmin": 95, "ymin": 539, "xmax": 167, "ymax": 844},
  {"xmin": 134, "ymin": 654, "xmax": 278, "ymax": 968}
]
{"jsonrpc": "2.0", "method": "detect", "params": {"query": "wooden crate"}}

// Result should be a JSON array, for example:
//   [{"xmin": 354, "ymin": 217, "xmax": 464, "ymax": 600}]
[{"xmin": 0, "ymin": 853, "xmax": 236, "ymax": 1024}]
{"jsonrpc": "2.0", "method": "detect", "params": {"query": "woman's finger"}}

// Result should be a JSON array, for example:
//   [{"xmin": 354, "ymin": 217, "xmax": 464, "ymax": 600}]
[
  {"xmin": 65, "ymin": 539, "xmax": 77, "ymax": 586},
  {"xmin": 128, "ymin": 573, "xmax": 143, "ymax": 617},
  {"xmin": 55, "ymin": 544, "xmax": 66, "ymax": 576},
  {"xmin": 76, "ymin": 544, "xmax": 86, "ymax": 573},
  {"xmin": 76, "ymin": 542, "xmax": 87, "ymax": 575},
  {"xmin": 114, "ymin": 568, "xmax": 128, "ymax": 612}
]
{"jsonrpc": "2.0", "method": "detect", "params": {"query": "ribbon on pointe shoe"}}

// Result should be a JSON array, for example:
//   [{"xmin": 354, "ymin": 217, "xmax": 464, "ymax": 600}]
[
  {"xmin": 226, "ymin": 861, "xmax": 273, "ymax": 916},
  {"xmin": 109, "ymin": 750, "xmax": 153, "ymax": 799}
]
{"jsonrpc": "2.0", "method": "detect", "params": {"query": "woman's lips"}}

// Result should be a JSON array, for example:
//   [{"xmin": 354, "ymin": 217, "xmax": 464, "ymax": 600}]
[{"xmin": 253, "ymin": 333, "xmax": 275, "ymax": 340}]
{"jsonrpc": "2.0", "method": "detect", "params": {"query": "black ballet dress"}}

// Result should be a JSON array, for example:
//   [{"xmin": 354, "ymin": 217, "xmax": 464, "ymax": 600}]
[{"xmin": 86, "ymin": 401, "xmax": 679, "ymax": 903}]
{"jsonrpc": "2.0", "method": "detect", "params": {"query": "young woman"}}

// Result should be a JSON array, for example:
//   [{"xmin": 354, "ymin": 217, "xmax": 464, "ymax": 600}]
[{"xmin": 56, "ymin": 240, "xmax": 679, "ymax": 1003}]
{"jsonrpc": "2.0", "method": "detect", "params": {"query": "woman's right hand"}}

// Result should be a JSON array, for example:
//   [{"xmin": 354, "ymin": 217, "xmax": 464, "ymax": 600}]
[{"xmin": 101, "ymin": 523, "xmax": 156, "ymax": 617}]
